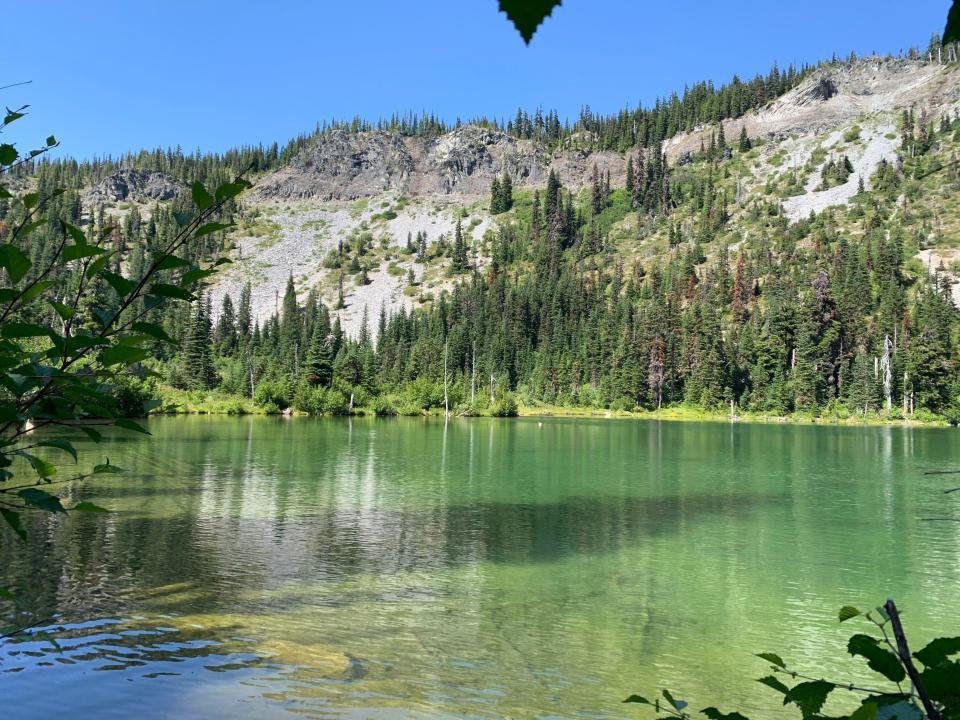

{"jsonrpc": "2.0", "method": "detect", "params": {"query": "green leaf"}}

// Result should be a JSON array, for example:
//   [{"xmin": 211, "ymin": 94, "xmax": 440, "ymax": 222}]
[
  {"xmin": 23, "ymin": 192, "xmax": 39, "ymax": 209},
  {"xmin": 17, "ymin": 487, "xmax": 66, "ymax": 513},
  {"xmin": 19, "ymin": 280, "xmax": 56, "ymax": 305},
  {"xmin": 77, "ymin": 426, "xmax": 102, "ymax": 442},
  {"xmin": 191, "ymin": 181, "xmax": 213, "ymax": 211},
  {"xmin": 153, "ymin": 253, "xmax": 191, "ymax": 271},
  {"xmin": 214, "ymin": 180, "xmax": 250, "ymax": 202},
  {"xmin": 849, "ymin": 702, "xmax": 878, "ymax": 720},
  {"xmin": 839, "ymin": 606, "xmax": 861, "ymax": 622},
  {"xmin": 661, "ymin": 689, "xmax": 686, "ymax": 711},
  {"xmin": 848, "ymin": 634, "xmax": 906, "ymax": 683},
  {"xmin": 498, "ymin": 0, "xmax": 561, "ymax": 43},
  {"xmin": 782, "ymin": 680, "xmax": 833, "ymax": 717},
  {"xmin": 874, "ymin": 698, "xmax": 922, "ymax": 720},
  {"xmin": 72, "ymin": 502, "xmax": 108, "ymax": 513},
  {"xmin": 63, "ymin": 244, "xmax": 106, "ymax": 262},
  {"xmin": 173, "ymin": 211, "xmax": 193, "ymax": 228},
  {"xmin": 94, "ymin": 459, "xmax": 124, "ymax": 473},
  {"xmin": 0, "ymin": 244, "xmax": 31, "ymax": 283},
  {"xmin": 180, "ymin": 267, "xmax": 218, "ymax": 286},
  {"xmin": 0, "ymin": 508, "xmax": 26, "ymax": 541},
  {"xmin": 757, "ymin": 675, "xmax": 790, "ymax": 695},
  {"xmin": 756, "ymin": 652, "xmax": 786, "ymax": 669},
  {"xmin": 148, "ymin": 283, "xmax": 193, "ymax": 301},
  {"xmin": 0, "ymin": 401, "xmax": 19, "ymax": 423},
  {"xmin": 20, "ymin": 452, "xmax": 56, "ymax": 478},
  {"xmin": 622, "ymin": 695, "xmax": 651, "ymax": 705},
  {"xmin": 49, "ymin": 300, "xmax": 76, "ymax": 320},
  {"xmin": 919, "ymin": 662, "xmax": 960, "ymax": 706},
  {"xmin": 1, "ymin": 322, "xmax": 51, "ymax": 339},
  {"xmin": 37, "ymin": 440, "xmax": 77, "ymax": 462},
  {"xmin": 914, "ymin": 636, "xmax": 960, "ymax": 668},
  {"xmin": 61, "ymin": 221, "xmax": 87, "ymax": 246},
  {"xmin": 18, "ymin": 219, "xmax": 44, "ymax": 237},
  {"xmin": 131, "ymin": 321, "xmax": 175, "ymax": 344},
  {"xmin": 114, "ymin": 418, "xmax": 150, "ymax": 435},
  {"xmin": 194, "ymin": 222, "xmax": 232, "ymax": 238},
  {"xmin": 100, "ymin": 345, "xmax": 149, "ymax": 367},
  {"xmin": 46, "ymin": 135, "xmax": 56, "ymax": 147},
  {"xmin": 0, "ymin": 144, "xmax": 17, "ymax": 165},
  {"xmin": 85, "ymin": 253, "xmax": 113, "ymax": 279},
  {"xmin": 102, "ymin": 272, "xmax": 135, "ymax": 297},
  {"xmin": 701, "ymin": 708, "xmax": 750, "ymax": 720},
  {"xmin": 945, "ymin": 0, "xmax": 960, "ymax": 44},
  {"xmin": 90, "ymin": 307, "xmax": 115, "ymax": 327}
]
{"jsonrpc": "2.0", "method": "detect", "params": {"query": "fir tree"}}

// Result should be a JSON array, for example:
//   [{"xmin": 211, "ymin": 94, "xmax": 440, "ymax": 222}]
[{"xmin": 452, "ymin": 217, "xmax": 469, "ymax": 272}]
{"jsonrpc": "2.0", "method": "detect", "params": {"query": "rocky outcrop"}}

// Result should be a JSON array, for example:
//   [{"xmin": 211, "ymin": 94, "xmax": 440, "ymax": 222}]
[
  {"xmin": 254, "ymin": 125, "xmax": 553, "ymax": 200},
  {"xmin": 255, "ymin": 128, "xmax": 414, "ymax": 200},
  {"xmin": 85, "ymin": 169, "xmax": 182, "ymax": 205}
]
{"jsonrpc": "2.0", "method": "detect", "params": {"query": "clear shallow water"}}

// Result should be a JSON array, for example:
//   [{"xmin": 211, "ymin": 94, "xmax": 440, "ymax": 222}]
[{"xmin": 1, "ymin": 417, "xmax": 959, "ymax": 719}]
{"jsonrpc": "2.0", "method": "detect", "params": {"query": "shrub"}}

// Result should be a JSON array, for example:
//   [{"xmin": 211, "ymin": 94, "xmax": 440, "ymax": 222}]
[
  {"xmin": 371, "ymin": 396, "xmax": 398, "ymax": 416},
  {"xmin": 490, "ymin": 393, "xmax": 519, "ymax": 417},
  {"xmin": 111, "ymin": 373, "xmax": 159, "ymax": 417},
  {"xmin": 254, "ymin": 378, "xmax": 293, "ymax": 409}
]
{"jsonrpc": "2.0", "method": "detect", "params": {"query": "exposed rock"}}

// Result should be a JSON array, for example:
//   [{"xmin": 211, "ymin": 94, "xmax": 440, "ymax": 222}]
[
  {"xmin": 801, "ymin": 76, "xmax": 838, "ymax": 104},
  {"xmin": 254, "ymin": 125, "xmax": 553, "ymax": 200},
  {"xmin": 85, "ymin": 169, "xmax": 182, "ymax": 206}
]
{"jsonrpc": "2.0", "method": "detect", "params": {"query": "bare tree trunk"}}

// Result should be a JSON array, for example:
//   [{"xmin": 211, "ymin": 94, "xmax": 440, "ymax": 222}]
[
  {"xmin": 881, "ymin": 334, "xmax": 892, "ymax": 411},
  {"xmin": 884, "ymin": 599, "xmax": 941, "ymax": 720},
  {"xmin": 443, "ymin": 339, "xmax": 449, "ymax": 418}
]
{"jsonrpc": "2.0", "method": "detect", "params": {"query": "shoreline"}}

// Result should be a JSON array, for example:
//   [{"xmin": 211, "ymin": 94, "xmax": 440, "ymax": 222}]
[{"xmin": 151, "ymin": 390, "xmax": 951, "ymax": 428}]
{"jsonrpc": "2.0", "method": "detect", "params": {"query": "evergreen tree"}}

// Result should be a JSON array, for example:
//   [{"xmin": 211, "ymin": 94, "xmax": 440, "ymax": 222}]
[
  {"xmin": 500, "ymin": 173, "xmax": 513, "ymax": 211},
  {"xmin": 181, "ymin": 292, "xmax": 217, "ymax": 390},
  {"xmin": 490, "ymin": 177, "xmax": 503, "ymax": 214},
  {"xmin": 452, "ymin": 217, "xmax": 469, "ymax": 272}
]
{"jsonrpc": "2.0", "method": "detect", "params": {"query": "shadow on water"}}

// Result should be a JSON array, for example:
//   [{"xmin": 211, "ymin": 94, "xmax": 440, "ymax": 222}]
[{"xmin": 3, "ymin": 489, "xmax": 783, "ymax": 617}]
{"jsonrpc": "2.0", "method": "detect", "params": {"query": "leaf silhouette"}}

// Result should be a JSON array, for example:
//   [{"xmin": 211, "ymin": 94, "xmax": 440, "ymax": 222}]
[
  {"xmin": 946, "ymin": 0, "xmax": 960, "ymax": 44},
  {"xmin": 499, "ymin": 0, "xmax": 561, "ymax": 44}
]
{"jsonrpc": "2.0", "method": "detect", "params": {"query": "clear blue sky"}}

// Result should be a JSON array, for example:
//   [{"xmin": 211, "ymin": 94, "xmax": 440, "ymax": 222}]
[{"xmin": 4, "ymin": 1, "xmax": 949, "ymax": 160}]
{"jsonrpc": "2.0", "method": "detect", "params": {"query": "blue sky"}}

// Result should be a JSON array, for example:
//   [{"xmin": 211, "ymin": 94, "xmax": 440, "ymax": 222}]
[{"xmin": 4, "ymin": 1, "xmax": 949, "ymax": 160}]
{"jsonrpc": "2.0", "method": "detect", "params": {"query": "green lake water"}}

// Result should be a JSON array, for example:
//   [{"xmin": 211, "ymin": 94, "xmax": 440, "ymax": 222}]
[{"xmin": 2, "ymin": 416, "xmax": 959, "ymax": 719}]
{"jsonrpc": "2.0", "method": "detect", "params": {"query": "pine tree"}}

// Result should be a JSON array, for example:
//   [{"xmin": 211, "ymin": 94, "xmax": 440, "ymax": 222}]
[
  {"xmin": 500, "ymin": 173, "xmax": 513, "ymax": 211},
  {"xmin": 237, "ymin": 282, "xmax": 252, "ymax": 338},
  {"xmin": 490, "ymin": 177, "xmax": 503, "ymax": 214},
  {"xmin": 182, "ymin": 291, "xmax": 217, "ymax": 390},
  {"xmin": 214, "ymin": 294, "xmax": 237, "ymax": 352},
  {"xmin": 452, "ymin": 217, "xmax": 469, "ymax": 272},
  {"xmin": 738, "ymin": 125, "xmax": 751, "ymax": 152},
  {"xmin": 626, "ymin": 156, "xmax": 635, "ymax": 195},
  {"xmin": 305, "ymin": 320, "xmax": 333, "ymax": 387}
]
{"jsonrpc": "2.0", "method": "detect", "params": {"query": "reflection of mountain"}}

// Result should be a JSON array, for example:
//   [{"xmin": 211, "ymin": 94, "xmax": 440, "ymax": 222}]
[{"xmin": 3, "ymin": 417, "xmax": 960, "ymax": 719}]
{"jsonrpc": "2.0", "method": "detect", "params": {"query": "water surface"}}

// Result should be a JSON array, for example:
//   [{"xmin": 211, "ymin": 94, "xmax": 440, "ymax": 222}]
[{"xmin": 2, "ymin": 417, "xmax": 959, "ymax": 718}]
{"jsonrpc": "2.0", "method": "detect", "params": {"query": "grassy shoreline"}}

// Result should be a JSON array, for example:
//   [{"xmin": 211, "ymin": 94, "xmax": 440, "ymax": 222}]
[{"xmin": 152, "ymin": 387, "xmax": 950, "ymax": 427}]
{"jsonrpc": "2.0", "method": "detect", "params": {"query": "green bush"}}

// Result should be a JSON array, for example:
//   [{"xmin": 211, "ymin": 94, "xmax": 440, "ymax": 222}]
[
  {"xmin": 371, "ymin": 395, "xmax": 398, "ymax": 416},
  {"xmin": 254, "ymin": 378, "xmax": 293, "ymax": 410},
  {"xmin": 490, "ymin": 393, "xmax": 519, "ymax": 417},
  {"xmin": 111, "ymin": 373, "xmax": 159, "ymax": 417},
  {"xmin": 609, "ymin": 397, "xmax": 635, "ymax": 412}
]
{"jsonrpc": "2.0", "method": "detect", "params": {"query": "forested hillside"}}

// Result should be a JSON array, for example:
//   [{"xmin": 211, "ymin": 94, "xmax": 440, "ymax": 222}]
[{"xmin": 4, "ymin": 42, "xmax": 960, "ymax": 422}]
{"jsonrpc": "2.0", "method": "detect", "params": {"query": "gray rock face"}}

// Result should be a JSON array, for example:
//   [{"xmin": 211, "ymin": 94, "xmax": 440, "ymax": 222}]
[
  {"xmin": 85, "ymin": 169, "xmax": 182, "ymax": 206},
  {"xmin": 254, "ymin": 125, "xmax": 552, "ymax": 200}
]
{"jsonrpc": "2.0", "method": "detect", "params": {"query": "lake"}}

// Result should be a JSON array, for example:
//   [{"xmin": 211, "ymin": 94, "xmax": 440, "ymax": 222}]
[{"xmin": 2, "ymin": 417, "xmax": 959, "ymax": 719}]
